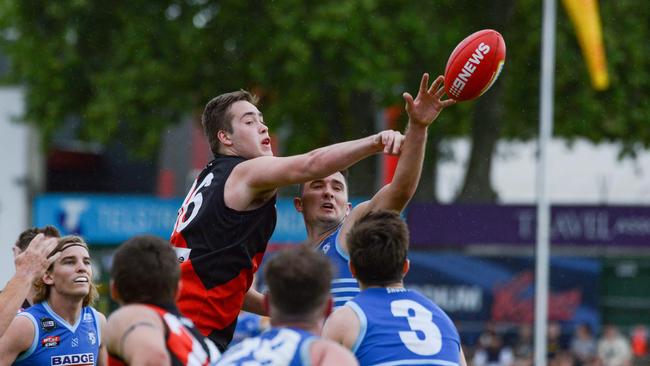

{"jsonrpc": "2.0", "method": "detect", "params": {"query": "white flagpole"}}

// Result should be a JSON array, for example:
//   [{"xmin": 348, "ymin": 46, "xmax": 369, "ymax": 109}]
[{"xmin": 535, "ymin": 0, "xmax": 557, "ymax": 365}]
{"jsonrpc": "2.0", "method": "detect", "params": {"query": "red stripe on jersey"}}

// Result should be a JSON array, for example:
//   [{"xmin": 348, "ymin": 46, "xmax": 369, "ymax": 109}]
[
  {"xmin": 170, "ymin": 229, "xmax": 188, "ymax": 249},
  {"xmin": 177, "ymin": 259, "xmax": 248, "ymax": 336}
]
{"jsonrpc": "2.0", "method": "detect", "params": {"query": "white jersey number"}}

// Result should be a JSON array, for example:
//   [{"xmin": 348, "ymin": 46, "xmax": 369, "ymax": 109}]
[
  {"xmin": 173, "ymin": 173, "xmax": 213, "ymax": 233},
  {"xmin": 218, "ymin": 329, "xmax": 300, "ymax": 366},
  {"xmin": 390, "ymin": 299, "xmax": 442, "ymax": 356}
]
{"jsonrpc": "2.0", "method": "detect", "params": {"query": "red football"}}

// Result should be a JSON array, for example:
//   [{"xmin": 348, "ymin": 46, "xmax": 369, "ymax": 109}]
[{"xmin": 444, "ymin": 29, "xmax": 506, "ymax": 101}]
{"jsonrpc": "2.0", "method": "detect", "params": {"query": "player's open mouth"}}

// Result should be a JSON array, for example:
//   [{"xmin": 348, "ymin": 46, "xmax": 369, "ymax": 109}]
[
  {"xmin": 321, "ymin": 203, "xmax": 334, "ymax": 210},
  {"xmin": 73, "ymin": 277, "xmax": 89, "ymax": 283},
  {"xmin": 262, "ymin": 138, "xmax": 271, "ymax": 146}
]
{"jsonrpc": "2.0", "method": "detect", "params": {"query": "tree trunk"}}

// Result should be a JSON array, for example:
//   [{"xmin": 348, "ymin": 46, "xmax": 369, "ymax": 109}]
[{"xmin": 455, "ymin": 0, "xmax": 515, "ymax": 203}]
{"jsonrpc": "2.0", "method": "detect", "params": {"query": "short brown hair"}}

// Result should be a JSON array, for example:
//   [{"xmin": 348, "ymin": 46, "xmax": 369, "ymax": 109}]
[
  {"xmin": 14, "ymin": 226, "xmax": 61, "ymax": 252},
  {"xmin": 202, "ymin": 90, "xmax": 259, "ymax": 156},
  {"xmin": 264, "ymin": 246, "xmax": 332, "ymax": 319},
  {"xmin": 297, "ymin": 169, "xmax": 349, "ymax": 197},
  {"xmin": 32, "ymin": 236, "xmax": 98, "ymax": 307},
  {"xmin": 347, "ymin": 210, "xmax": 409, "ymax": 286},
  {"xmin": 111, "ymin": 235, "xmax": 180, "ymax": 304}
]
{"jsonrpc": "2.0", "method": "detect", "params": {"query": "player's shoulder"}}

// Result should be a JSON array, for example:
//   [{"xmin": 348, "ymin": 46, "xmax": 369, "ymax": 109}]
[{"xmin": 310, "ymin": 338, "xmax": 359, "ymax": 366}]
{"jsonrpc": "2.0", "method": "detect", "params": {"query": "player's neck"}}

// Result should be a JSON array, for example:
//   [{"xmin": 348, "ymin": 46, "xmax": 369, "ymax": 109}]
[
  {"xmin": 47, "ymin": 292, "xmax": 84, "ymax": 325},
  {"xmin": 360, "ymin": 281, "xmax": 404, "ymax": 291},
  {"xmin": 305, "ymin": 219, "xmax": 343, "ymax": 247},
  {"xmin": 273, "ymin": 319, "xmax": 322, "ymax": 336}
]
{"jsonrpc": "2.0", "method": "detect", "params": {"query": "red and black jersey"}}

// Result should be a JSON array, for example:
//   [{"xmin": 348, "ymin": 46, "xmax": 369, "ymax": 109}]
[
  {"xmin": 108, "ymin": 305, "xmax": 220, "ymax": 366},
  {"xmin": 170, "ymin": 154, "xmax": 276, "ymax": 351}
]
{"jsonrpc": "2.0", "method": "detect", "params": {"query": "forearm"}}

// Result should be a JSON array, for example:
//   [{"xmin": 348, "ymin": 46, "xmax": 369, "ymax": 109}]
[
  {"xmin": 301, "ymin": 135, "xmax": 381, "ymax": 181},
  {"xmin": 0, "ymin": 274, "xmax": 31, "ymax": 337},
  {"xmin": 391, "ymin": 122, "xmax": 428, "ymax": 195},
  {"xmin": 371, "ymin": 123, "xmax": 427, "ymax": 211}
]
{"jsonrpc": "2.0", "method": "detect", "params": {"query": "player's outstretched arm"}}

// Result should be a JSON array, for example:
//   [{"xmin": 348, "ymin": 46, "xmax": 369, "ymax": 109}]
[
  {"xmin": 226, "ymin": 130, "xmax": 403, "ymax": 210},
  {"xmin": 106, "ymin": 305, "xmax": 170, "ymax": 366},
  {"xmin": 339, "ymin": 74, "xmax": 455, "ymax": 250},
  {"xmin": 97, "ymin": 313, "xmax": 108, "ymax": 366},
  {"xmin": 0, "ymin": 234, "xmax": 59, "ymax": 338},
  {"xmin": 242, "ymin": 287, "xmax": 267, "ymax": 316},
  {"xmin": 368, "ymin": 74, "xmax": 455, "ymax": 211}
]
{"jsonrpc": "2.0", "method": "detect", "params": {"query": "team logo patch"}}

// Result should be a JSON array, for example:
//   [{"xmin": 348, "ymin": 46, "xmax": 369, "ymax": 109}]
[
  {"xmin": 41, "ymin": 317, "xmax": 56, "ymax": 332},
  {"xmin": 51, "ymin": 353, "xmax": 94, "ymax": 366},
  {"xmin": 83, "ymin": 313, "xmax": 93, "ymax": 322},
  {"xmin": 88, "ymin": 332, "xmax": 96, "ymax": 345},
  {"xmin": 42, "ymin": 336, "xmax": 60, "ymax": 348},
  {"xmin": 320, "ymin": 243, "xmax": 331, "ymax": 254}
]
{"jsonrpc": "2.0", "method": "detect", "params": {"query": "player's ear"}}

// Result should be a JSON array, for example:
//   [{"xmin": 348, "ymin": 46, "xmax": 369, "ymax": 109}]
[
  {"xmin": 42, "ymin": 271, "xmax": 55, "ymax": 286},
  {"xmin": 345, "ymin": 203, "xmax": 352, "ymax": 215},
  {"xmin": 109, "ymin": 280, "xmax": 121, "ymax": 302},
  {"xmin": 293, "ymin": 197, "xmax": 303, "ymax": 212},
  {"xmin": 263, "ymin": 293, "xmax": 270, "ymax": 316},
  {"xmin": 217, "ymin": 130, "xmax": 233, "ymax": 146},
  {"xmin": 348, "ymin": 262, "xmax": 357, "ymax": 279},
  {"xmin": 324, "ymin": 296, "xmax": 333, "ymax": 318},
  {"xmin": 402, "ymin": 259, "xmax": 410, "ymax": 277}
]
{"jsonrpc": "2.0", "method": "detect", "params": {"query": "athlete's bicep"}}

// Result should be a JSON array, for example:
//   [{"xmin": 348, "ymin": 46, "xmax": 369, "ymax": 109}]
[
  {"xmin": 231, "ymin": 155, "xmax": 314, "ymax": 192},
  {"xmin": 0, "ymin": 315, "xmax": 35, "ymax": 364}
]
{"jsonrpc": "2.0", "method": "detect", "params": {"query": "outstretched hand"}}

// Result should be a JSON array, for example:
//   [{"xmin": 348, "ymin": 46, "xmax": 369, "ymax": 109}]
[
  {"xmin": 373, "ymin": 130, "xmax": 404, "ymax": 155},
  {"xmin": 14, "ymin": 234, "xmax": 60, "ymax": 281},
  {"xmin": 403, "ymin": 73, "xmax": 456, "ymax": 126}
]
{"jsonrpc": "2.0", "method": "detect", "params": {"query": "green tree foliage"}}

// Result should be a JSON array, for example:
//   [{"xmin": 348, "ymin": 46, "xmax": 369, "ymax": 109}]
[{"xmin": 0, "ymin": 0, "xmax": 648, "ymax": 199}]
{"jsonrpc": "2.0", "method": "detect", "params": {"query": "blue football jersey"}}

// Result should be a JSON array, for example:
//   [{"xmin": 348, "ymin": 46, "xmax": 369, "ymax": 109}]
[
  {"xmin": 217, "ymin": 327, "xmax": 315, "ymax": 366},
  {"xmin": 13, "ymin": 302, "xmax": 101, "ymax": 366},
  {"xmin": 349, "ymin": 287, "xmax": 461, "ymax": 366},
  {"xmin": 317, "ymin": 226, "xmax": 360, "ymax": 309}
]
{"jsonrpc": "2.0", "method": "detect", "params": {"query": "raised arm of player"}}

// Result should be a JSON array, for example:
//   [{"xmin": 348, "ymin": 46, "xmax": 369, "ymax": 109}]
[
  {"xmin": 339, "ymin": 74, "xmax": 455, "ymax": 250},
  {"xmin": 106, "ymin": 305, "xmax": 171, "ymax": 366},
  {"xmin": 0, "ymin": 234, "xmax": 59, "ymax": 338},
  {"xmin": 225, "ymin": 130, "xmax": 403, "ymax": 211}
]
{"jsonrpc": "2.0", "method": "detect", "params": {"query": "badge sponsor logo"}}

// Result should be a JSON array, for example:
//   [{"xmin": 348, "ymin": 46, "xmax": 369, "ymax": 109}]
[
  {"xmin": 51, "ymin": 353, "xmax": 94, "ymax": 366},
  {"xmin": 42, "ymin": 336, "xmax": 60, "ymax": 348}
]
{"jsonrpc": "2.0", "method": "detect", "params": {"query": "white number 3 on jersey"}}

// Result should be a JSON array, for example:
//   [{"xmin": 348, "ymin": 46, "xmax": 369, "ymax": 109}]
[{"xmin": 390, "ymin": 299, "xmax": 443, "ymax": 356}]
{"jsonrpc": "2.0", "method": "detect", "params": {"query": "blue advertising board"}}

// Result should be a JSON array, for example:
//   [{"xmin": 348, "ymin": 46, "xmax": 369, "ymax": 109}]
[{"xmin": 33, "ymin": 194, "xmax": 313, "ymax": 244}]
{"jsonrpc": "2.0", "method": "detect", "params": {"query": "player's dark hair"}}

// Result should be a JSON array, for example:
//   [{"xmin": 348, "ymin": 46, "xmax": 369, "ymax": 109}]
[
  {"xmin": 348, "ymin": 210, "xmax": 409, "ymax": 286},
  {"xmin": 297, "ymin": 169, "xmax": 349, "ymax": 197},
  {"xmin": 32, "ymin": 235, "xmax": 98, "ymax": 306},
  {"xmin": 264, "ymin": 246, "xmax": 332, "ymax": 319},
  {"xmin": 111, "ymin": 235, "xmax": 180, "ymax": 304},
  {"xmin": 14, "ymin": 225, "xmax": 61, "ymax": 252},
  {"xmin": 202, "ymin": 90, "xmax": 259, "ymax": 156}
]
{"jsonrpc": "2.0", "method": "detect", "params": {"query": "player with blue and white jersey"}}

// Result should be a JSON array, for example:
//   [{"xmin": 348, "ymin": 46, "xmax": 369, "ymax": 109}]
[
  {"xmin": 217, "ymin": 246, "xmax": 357, "ymax": 366},
  {"xmin": 293, "ymin": 73, "xmax": 455, "ymax": 310},
  {"xmin": 323, "ymin": 210, "xmax": 468, "ymax": 366},
  {"xmin": 0, "ymin": 235, "xmax": 107, "ymax": 366}
]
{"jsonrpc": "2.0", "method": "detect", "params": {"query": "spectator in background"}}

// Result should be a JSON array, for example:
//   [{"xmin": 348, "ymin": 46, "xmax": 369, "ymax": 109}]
[
  {"xmin": 473, "ymin": 329, "xmax": 514, "ymax": 366},
  {"xmin": 512, "ymin": 324, "xmax": 533, "ymax": 366},
  {"xmin": 570, "ymin": 323, "xmax": 597, "ymax": 366},
  {"xmin": 548, "ymin": 321, "xmax": 568, "ymax": 360},
  {"xmin": 597, "ymin": 325, "xmax": 632, "ymax": 366}
]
